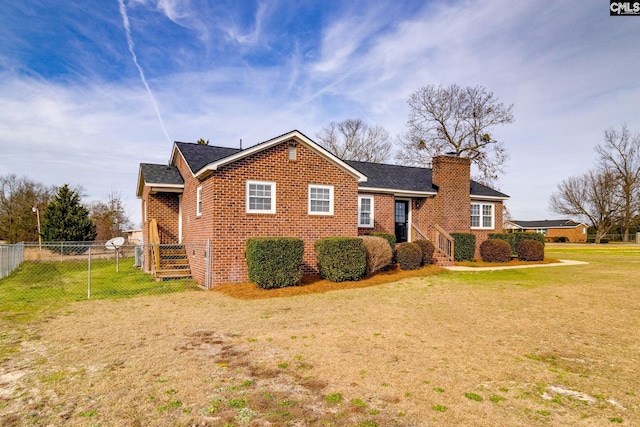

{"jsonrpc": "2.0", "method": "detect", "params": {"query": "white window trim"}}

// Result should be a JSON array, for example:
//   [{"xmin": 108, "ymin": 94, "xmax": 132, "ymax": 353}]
[
  {"xmin": 308, "ymin": 184, "xmax": 334, "ymax": 215},
  {"xmin": 196, "ymin": 185, "xmax": 203, "ymax": 217},
  {"xmin": 358, "ymin": 195, "xmax": 374, "ymax": 228},
  {"xmin": 246, "ymin": 180, "xmax": 276, "ymax": 214},
  {"xmin": 471, "ymin": 202, "xmax": 495, "ymax": 230}
]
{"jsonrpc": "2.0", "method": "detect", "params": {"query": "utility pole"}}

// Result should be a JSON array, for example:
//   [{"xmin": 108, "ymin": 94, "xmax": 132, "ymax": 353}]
[{"xmin": 32, "ymin": 206, "xmax": 41, "ymax": 251}]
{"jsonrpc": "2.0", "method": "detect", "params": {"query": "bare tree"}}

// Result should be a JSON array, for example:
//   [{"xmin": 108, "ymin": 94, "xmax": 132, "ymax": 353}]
[
  {"xmin": 549, "ymin": 169, "xmax": 622, "ymax": 243},
  {"xmin": 89, "ymin": 190, "xmax": 133, "ymax": 241},
  {"xmin": 316, "ymin": 119, "xmax": 392, "ymax": 163},
  {"xmin": 0, "ymin": 174, "xmax": 54, "ymax": 243},
  {"xmin": 396, "ymin": 84, "xmax": 514, "ymax": 185},
  {"xmin": 595, "ymin": 125, "xmax": 640, "ymax": 241}
]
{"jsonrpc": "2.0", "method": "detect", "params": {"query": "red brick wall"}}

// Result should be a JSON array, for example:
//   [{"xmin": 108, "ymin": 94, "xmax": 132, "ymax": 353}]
[
  {"xmin": 140, "ymin": 186, "xmax": 180, "ymax": 272},
  {"xmin": 357, "ymin": 193, "xmax": 394, "ymax": 236},
  {"xmin": 177, "ymin": 141, "xmax": 360, "ymax": 286},
  {"xmin": 432, "ymin": 156, "xmax": 472, "ymax": 233},
  {"xmin": 470, "ymin": 201, "xmax": 504, "ymax": 257}
]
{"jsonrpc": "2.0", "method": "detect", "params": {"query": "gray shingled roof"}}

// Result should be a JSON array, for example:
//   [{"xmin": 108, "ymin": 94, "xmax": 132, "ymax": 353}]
[
  {"xmin": 175, "ymin": 142, "xmax": 241, "ymax": 174},
  {"xmin": 345, "ymin": 160, "xmax": 508, "ymax": 198},
  {"xmin": 140, "ymin": 163, "xmax": 184, "ymax": 185},
  {"xmin": 141, "ymin": 141, "xmax": 508, "ymax": 199},
  {"xmin": 508, "ymin": 219, "xmax": 583, "ymax": 228},
  {"xmin": 345, "ymin": 160, "xmax": 435, "ymax": 193}
]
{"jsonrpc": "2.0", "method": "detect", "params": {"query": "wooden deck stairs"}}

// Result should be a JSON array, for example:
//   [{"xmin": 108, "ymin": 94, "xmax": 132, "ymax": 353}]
[
  {"xmin": 149, "ymin": 219, "xmax": 192, "ymax": 280},
  {"xmin": 155, "ymin": 245, "xmax": 192, "ymax": 280},
  {"xmin": 432, "ymin": 248, "xmax": 455, "ymax": 266}
]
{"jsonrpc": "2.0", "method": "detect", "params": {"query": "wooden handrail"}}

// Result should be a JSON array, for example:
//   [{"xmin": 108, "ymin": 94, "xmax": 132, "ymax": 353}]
[
  {"xmin": 433, "ymin": 224, "xmax": 455, "ymax": 262},
  {"xmin": 149, "ymin": 219, "xmax": 161, "ymax": 272},
  {"xmin": 412, "ymin": 224, "xmax": 429, "ymax": 241}
]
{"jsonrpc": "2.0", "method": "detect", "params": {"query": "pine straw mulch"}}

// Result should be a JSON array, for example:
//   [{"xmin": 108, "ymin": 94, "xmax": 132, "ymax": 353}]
[{"xmin": 213, "ymin": 264, "xmax": 447, "ymax": 300}]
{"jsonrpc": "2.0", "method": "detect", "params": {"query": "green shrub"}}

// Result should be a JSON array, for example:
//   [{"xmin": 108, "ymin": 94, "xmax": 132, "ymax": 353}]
[
  {"xmin": 359, "ymin": 236, "xmax": 393, "ymax": 276},
  {"xmin": 451, "ymin": 233, "xmax": 476, "ymax": 261},
  {"xmin": 366, "ymin": 232, "xmax": 396, "ymax": 250},
  {"xmin": 414, "ymin": 239, "xmax": 435, "ymax": 265},
  {"xmin": 479, "ymin": 239, "xmax": 511, "ymax": 263},
  {"xmin": 396, "ymin": 242, "xmax": 422, "ymax": 270},
  {"xmin": 514, "ymin": 232, "xmax": 545, "ymax": 251},
  {"xmin": 554, "ymin": 236, "xmax": 569, "ymax": 243},
  {"xmin": 246, "ymin": 237, "xmax": 304, "ymax": 289},
  {"xmin": 488, "ymin": 233, "xmax": 516, "ymax": 254},
  {"xmin": 517, "ymin": 239, "xmax": 544, "ymax": 261},
  {"xmin": 314, "ymin": 237, "xmax": 367, "ymax": 282}
]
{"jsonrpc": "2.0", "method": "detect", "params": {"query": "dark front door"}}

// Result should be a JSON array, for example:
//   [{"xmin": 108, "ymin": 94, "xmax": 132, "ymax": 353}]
[{"xmin": 395, "ymin": 200, "xmax": 409, "ymax": 243}]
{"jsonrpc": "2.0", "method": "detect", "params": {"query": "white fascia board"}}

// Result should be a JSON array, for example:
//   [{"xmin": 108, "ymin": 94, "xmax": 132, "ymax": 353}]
[
  {"xmin": 169, "ymin": 143, "xmax": 196, "ymax": 176},
  {"xmin": 470, "ymin": 195, "xmax": 510, "ymax": 201},
  {"xmin": 358, "ymin": 186, "xmax": 436, "ymax": 197},
  {"xmin": 193, "ymin": 130, "xmax": 368, "ymax": 183}
]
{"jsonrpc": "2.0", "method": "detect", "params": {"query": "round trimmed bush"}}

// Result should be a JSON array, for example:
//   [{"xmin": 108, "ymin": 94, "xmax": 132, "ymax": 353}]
[
  {"xmin": 479, "ymin": 239, "xmax": 511, "ymax": 263},
  {"xmin": 396, "ymin": 242, "xmax": 422, "ymax": 270},
  {"xmin": 517, "ymin": 239, "xmax": 544, "ymax": 261},
  {"xmin": 414, "ymin": 239, "xmax": 435, "ymax": 265},
  {"xmin": 246, "ymin": 237, "xmax": 304, "ymax": 289},
  {"xmin": 359, "ymin": 236, "xmax": 393, "ymax": 276},
  {"xmin": 314, "ymin": 237, "xmax": 367, "ymax": 282}
]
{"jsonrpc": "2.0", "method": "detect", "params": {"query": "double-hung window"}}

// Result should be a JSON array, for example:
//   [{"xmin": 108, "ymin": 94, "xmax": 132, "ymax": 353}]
[
  {"xmin": 358, "ymin": 195, "xmax": 374, "ymax": 227},
  {"xmin": 247, "ymin": 180, "xmax": 276, "ymax": 214},
  {"xmin": 309, "ymin": 184, "xmax": 333, "ymax": 215},
  {"xmin": 471, "ymin": 202, "xmax": 494, "ymax": 229},
  {"xmin": 196, "ymin": 185, "xmax": 203, "ymax": 216}
]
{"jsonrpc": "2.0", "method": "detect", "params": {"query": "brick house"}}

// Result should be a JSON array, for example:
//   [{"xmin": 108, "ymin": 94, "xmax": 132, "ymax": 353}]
[
  {"xmin": 136, "ymin": 130, "xmax": 509, "ymax": 286},
  {"xmin": 503, "ymin": 219, "xmax": 588, "ymax": 242}
]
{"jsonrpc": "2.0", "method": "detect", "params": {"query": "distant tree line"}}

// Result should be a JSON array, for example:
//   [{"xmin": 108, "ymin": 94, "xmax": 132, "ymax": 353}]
[
  {"xmin": 550, "ymin": 125, "xmax": 640, "ymax": 243},
  {"xmin": 1, "ymin": 175, "xmax": 132, "ymax": 244}
]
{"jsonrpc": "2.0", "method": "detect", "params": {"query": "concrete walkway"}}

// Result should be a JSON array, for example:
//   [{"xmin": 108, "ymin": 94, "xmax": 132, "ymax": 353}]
[{"xmin": 445, "ymin": 259, "xmax": 588, "ymax": 271}]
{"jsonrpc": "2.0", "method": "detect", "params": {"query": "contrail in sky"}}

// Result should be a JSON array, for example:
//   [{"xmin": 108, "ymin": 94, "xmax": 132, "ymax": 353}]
[{"xmin": 118, "ymin": 0, "xmax": 172, "ymax": 144}]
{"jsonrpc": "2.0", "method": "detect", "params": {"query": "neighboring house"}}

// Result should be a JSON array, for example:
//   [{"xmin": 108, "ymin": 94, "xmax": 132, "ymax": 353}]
[
  {"xmin": 123, "ymin": 229, "xmax": 143, "ymax": 244},
  {"xmin": 503, "ymin": 219, "xmax": 588, "ymax": 242},
  {"xmin": 136, "ymin": 130, "xmax": 509, "ymax": 286}
]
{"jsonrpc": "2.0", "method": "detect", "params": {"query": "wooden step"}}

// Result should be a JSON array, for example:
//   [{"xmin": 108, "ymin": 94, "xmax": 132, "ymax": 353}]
[
  {"xmin": 432, "ymin": 251, "xmax": 455, "ymax": 266},
  {"xmin": 155, "ymin": 268, "xmax": 192, "ymax": 280},
  {"xmin": 154, "ymin": 245, "xmax": 192, "ymax": 280}
]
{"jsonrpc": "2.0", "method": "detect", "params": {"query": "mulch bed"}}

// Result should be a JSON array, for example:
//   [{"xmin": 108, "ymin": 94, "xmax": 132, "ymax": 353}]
[{"xmin": 213, "ymin": 264, "xmax": 446, "ymax": 299}]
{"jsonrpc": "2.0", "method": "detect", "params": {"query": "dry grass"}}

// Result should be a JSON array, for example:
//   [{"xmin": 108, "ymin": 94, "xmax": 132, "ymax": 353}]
[{"xmin": 1, "ymin": 246, "xmax": 640, "ymax": 426}]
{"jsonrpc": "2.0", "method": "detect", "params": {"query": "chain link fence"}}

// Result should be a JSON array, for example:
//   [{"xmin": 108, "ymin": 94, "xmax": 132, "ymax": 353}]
[{"xmin": 0, "ymin": 242, "xmax": 201, "ymax": 307}]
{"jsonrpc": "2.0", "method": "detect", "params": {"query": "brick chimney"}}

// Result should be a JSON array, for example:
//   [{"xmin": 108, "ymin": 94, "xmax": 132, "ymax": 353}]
[{"xmin": 431, "ymin": 154, "xmax": 471, "ymax": 232}]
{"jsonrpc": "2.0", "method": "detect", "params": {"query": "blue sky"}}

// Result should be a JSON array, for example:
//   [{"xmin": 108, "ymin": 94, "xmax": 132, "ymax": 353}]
[{"xmin": 1, "ymin": 0, "xmax": 638, "ymax": 227}]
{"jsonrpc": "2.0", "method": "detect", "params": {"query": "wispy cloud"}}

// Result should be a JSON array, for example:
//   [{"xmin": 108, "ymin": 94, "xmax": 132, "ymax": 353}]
[
  {"xmin": 1, "ymin": 0, "xmax": 639, "ymax": 224},
  {"xmin": 117, "ymin": 0, "xmax": 171, "ymax": 144}
]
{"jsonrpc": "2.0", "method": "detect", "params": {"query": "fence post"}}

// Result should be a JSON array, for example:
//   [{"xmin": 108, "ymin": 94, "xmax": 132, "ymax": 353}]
[
  {"xmin": 87, "ymin": 246, "xmax": 91, "ymax": 299},
  {"xmin": 206, "ymin": 239, "xmax": 212, "ymax": 290}
]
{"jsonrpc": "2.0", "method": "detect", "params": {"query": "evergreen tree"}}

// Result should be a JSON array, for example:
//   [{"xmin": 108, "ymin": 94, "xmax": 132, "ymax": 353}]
[{"xmin": 41, "ymin": 184, "xmax": 96, "ymax": 243}]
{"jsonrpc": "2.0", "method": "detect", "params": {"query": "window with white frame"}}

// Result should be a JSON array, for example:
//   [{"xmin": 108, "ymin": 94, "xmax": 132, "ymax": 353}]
[
  {"xmin": 471, "ymin": 202, "xmax": 494, "ymax": 229},
  {"xmin": 535, "ymin": 228, "xmax": 547, "ymax": 235},
  {"xmin": 196, "ymin": 185, "xmax": 203, "ymax": 216},
  {"xmin": 247, "ymin": 181, "xmax": 276, "ymax": 214},
  {"xmin": 309, "ymin": 184, "xmax": 333, "ymax": 215},
  {"xmin": 358, "ymin": 195, "xmax": 374, "ymax": 227}
]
